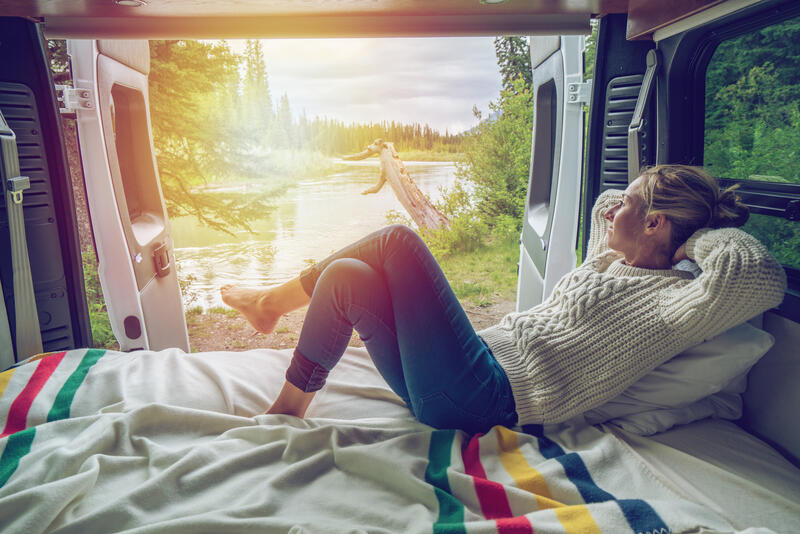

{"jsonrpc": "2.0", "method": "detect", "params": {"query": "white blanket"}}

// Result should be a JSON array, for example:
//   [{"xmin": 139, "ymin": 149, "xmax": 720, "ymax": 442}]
[{"xmin": 0, "ymin": 348, "xmax": 772, "ymax": 533}]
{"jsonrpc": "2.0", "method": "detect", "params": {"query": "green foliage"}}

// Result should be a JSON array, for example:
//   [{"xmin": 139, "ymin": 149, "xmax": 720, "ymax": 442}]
[
  {"xmin": 46, "ymin": 40, "xmax": 70, "ymax": 84},
  {"xmin": 704, "ymin": 16, "xmax": 800, "ymax": 269},
  {"xmin": 435, "ymin": 234, "xmax": 519, "ymax": 307},
  {"xmin": 149, "ymin": 40, "xmax": 276, "ymax": 235},
  {"xmin": 583, "ymin": 20, "xmax": 598, "ymax": 82},
  {"xmin": 494, "ymin": 37, "xmax": 532, "ymax": 94},
  {"xmin": 457, "ymin": 76, "xmax": 533, "ymax": 226},
  {"xmin": 421, "ymin": 214, "xmax": 489, "ymax": 259},
  {"xmin": 81, "ymin": 251, "xmax": 118, "ymax": 349},
  {"xmin": 418, "ymin": 36, "xmax": 533, "ymax": 263},
  {"xmin": 146, "ymin": 39, "xmax": 466, "ymax": 235},
  {"xmin": 741, "ymin": 214, "xmax": 800, "ymax": 269}
]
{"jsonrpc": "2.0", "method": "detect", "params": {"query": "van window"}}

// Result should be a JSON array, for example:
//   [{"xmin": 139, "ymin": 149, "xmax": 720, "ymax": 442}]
[{"xmin": 704, "ymin": 15, "xmax": 800, "ymax": 270}]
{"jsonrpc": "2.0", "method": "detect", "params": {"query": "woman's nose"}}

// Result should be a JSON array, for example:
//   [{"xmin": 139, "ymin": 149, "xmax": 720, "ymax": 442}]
[{"xmin": 604, "ymin": 207, "xmax": 616, "ymax": 222}]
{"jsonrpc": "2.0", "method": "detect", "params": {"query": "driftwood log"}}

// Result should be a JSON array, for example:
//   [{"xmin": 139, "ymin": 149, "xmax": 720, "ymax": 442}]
[{"xmin": 343, "ymin": 139, "xmax": 450, "ymax": 230}]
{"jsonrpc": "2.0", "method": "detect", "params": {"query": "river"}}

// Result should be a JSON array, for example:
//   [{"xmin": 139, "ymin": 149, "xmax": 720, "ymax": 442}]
[{"xmin": 170, "ymin": 160, "xmax": 459, "ymax": 309}]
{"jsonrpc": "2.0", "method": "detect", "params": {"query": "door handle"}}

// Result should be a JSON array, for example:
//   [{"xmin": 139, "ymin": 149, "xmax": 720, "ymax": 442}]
[{"xmin": 153, "ymin": 242, "xmax": 171, "ymax": 278}]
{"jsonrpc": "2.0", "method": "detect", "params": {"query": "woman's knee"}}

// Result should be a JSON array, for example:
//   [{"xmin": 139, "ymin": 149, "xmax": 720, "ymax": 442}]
[
  {"xmin": 317, "ymin": 258, "xmax": 371, "ymax": 289},
  {"xmin": 384, "ymin": 224, "xmax": 425, "ymax": 249}
]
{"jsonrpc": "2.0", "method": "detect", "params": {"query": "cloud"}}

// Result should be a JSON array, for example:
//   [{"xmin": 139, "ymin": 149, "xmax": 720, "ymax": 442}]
[{"xmin": 230, "ymin": 37, "xmax": 502, "ymax": 133}]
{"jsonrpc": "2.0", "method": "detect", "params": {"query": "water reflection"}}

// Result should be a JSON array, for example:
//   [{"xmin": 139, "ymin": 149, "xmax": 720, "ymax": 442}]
[{"xmin": 172, "ymin": 160, "xmax": 458, "ymax": 309}]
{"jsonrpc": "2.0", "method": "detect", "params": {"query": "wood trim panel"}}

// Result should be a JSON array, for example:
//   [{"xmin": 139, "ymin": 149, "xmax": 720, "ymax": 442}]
[{"xmin": 626, "ymin": 0, "xmax": 727, "ymax": 40}]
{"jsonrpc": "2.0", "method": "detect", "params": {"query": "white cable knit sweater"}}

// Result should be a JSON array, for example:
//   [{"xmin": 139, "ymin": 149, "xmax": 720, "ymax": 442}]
[{"xmin": 478, "ymin": 189, "xmax": 787, "ymax": 425}]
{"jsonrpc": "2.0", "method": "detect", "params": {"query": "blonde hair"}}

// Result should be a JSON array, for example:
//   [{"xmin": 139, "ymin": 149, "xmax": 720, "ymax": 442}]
[{"xmin": 637, "ymin": 165, "xmax": 749, "ymax": 251}]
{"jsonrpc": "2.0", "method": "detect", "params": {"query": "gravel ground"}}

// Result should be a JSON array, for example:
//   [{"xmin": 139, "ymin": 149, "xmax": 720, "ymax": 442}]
[{"xmin": 186, "ymin": 298, "xmax": 516, "ymax": 352}]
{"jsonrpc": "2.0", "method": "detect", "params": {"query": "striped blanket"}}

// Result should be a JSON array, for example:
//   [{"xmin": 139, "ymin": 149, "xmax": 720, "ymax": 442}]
[{"xmin": 0, "ymin": 348, "xmax": 747, "ymax": 533}]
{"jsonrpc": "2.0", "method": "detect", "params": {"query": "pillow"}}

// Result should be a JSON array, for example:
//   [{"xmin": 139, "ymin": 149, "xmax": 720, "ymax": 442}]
[{"xmin": 585, "ymin": 322, "xmax": 774, "ymax": 435}]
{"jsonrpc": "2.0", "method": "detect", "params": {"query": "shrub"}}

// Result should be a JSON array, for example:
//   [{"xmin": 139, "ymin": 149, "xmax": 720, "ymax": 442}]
[{"xmin": 81, "ymin": 250, "xmax": 117, "ymax": 348}]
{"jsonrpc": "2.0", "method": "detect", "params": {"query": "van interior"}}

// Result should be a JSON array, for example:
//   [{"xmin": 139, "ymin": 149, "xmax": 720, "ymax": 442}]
[{"xmin": 1, "ymin": 1, "xmax": 799, "ymax": 532}]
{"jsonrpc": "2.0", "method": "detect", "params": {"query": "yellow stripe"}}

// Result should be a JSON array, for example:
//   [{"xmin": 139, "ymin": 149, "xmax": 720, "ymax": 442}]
[
  {"xmin": 25, "ymin": 352, "xmax": 54, "ymax": 364},
  {"xmin": 495, "ymin": 427, "xmax": 603, "ymax": 534},
  {"xmin": 554, "ymin": 505, "xmax": 602, "ymax": 534},
  {"xmin": 0, "ymin": 368, "xmax": 16, "ymax": 400},
  {"xmin": 0, "ymin": 352, "xmax": 51, "ymax": 401},
  {"xmin": 496, "ymin": 426, "xmax": 563, "ymax": 510}
]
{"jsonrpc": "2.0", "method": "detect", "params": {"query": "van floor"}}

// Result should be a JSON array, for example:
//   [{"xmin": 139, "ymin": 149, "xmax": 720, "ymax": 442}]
[{"xmin": 185, "ymin": 298, "xmax": 515, "ymax": 353}]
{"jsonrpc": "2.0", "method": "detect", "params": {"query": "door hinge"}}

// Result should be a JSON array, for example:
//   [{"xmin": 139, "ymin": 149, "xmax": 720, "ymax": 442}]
[
  {"xmin": 55, "ymin": 85, "xmax": 94, "ymax": 114},
  {"xmin": 568, "ymin": 80, "xmax": 592, "ymax": 105}
]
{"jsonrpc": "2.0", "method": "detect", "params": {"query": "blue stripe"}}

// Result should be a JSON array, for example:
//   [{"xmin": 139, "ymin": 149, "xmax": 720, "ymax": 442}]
[
  {"xmin": 617, "ymin": 499, "xmax": 671, "ymax": 534},
  {"xmin": 556, "ymin": 452, "xmax": 615, "ymax": 503},
  {"xmin": 522, "ymin": 424, "xmax": 670, "ymax": 534}
]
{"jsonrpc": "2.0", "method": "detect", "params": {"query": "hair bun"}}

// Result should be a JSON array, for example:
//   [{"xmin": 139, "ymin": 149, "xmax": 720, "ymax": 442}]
[{"xmin": 712, "ymin": 185, "xmax": 749, "ymax": 228}]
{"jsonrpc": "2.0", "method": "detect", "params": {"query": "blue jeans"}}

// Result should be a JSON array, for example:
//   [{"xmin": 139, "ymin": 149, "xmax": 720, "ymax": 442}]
[{"xmin": 290, "ymin": 224, "xmax": 517, "ymax": 434}]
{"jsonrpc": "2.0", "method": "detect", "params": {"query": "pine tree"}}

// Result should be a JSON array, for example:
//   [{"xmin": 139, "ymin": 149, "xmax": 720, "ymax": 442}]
[
  {"xmin": 494, "ymin": 37, "xmax": 532, "ymax": 94},
  {"xmin": 242, "ymin": 40, "xmax": 274, "ymax": 148},
  {"xmin": 149, "ymin": 40, "xmax": 273, "ymax": 234}
]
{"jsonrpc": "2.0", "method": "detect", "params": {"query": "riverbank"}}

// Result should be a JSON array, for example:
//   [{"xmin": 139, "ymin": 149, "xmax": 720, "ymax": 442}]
[
  {"xmin": 64, "ymin": 114, "xmax": 513, "ymax": 351},
  {"xmin": 185, "ymin": 235, "xmax": 519, "ymax": 351},
  {"xmin": 186, "ymin": 298, "xmax": 515, "ymax": 352},
  {"xmin": 80, "ymin": 213, "xmax": 519, "ymax": 352}
]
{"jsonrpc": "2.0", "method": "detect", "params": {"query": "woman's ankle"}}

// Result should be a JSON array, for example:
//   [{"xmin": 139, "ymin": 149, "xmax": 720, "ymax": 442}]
[
  {"xmin": 267, "ymin": 380, "xmax": 316, "ymax": 417},
  {"xmin": 269, "ymin": 277, "xmax": 311, "ymax": 313}
]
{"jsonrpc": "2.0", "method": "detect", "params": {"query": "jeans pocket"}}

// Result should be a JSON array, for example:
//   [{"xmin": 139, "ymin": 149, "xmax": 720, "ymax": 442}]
[{"xmin": 416, "ymin": 391, "xmax": 494, "ymax": 434}]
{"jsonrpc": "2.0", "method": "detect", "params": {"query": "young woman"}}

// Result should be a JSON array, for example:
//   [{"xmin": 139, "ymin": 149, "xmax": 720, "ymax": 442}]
[{"xmin": 221, "ymin": 165, "xmax": 786, "ymax": 433}]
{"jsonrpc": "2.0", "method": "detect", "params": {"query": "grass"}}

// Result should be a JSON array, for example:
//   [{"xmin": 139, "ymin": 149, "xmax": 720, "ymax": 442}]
[
  {"xmin": 81, "ymin": 250, "xmax": 118, "ymax": 349},
  {"xmin": 436, "ymin": 235, "xmax": 519, "ymax": 308},
  {"xmin": 82, "ymin": 234, "xmax": 519, "ymax": 353},
  {"xmin": 207, "ymin": 306, "xmax": 239, "ymax": 317}
]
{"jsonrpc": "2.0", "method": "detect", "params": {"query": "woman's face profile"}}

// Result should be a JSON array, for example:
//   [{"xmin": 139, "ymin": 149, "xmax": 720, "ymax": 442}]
[{"xmin": 605, "ymin": 177, "xmax": 647, "ymax": 256}]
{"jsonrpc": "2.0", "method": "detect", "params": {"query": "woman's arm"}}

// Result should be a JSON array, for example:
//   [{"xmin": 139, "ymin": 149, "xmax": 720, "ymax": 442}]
[
  {"xmin": 585, "ymin": 189, "xmax": 624, "ymax": 261},
  {"xmin": 661, "ymin": 227, "xmax": 786, "ymax": 341}
]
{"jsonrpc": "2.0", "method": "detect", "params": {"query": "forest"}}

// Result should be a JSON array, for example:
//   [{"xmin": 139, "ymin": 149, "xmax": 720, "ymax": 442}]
[
  {"xmin": 144, "ymin": 39, "xmax": 466, "ymax": 234},
  {"xmin": 703, "ymin": 16, "xmax": 800, "ymax": 269},
  {"xmin": 46, "ymin": 19, "xmax": 800, "ymax": 348},
  {"xmin": 48, "ymin": 20, "xmax": 799, "ymax": 269}
]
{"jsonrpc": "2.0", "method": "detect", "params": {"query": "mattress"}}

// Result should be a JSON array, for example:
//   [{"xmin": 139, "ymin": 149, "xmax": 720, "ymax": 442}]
[
  {"xmin": 1, "ymin": 346, "xmax": 798, "ymax": 533},
  {"xmin": 607, "ymin": 419, "xmax": 800, "ymax": 533}
]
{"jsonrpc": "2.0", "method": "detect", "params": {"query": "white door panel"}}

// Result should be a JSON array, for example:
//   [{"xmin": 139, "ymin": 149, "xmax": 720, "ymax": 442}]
[
  {"xmin": 517, "ymin": 35, "xmax": 585, "ymax": 312},
  {"xmin": 68, "ymin": 40, "xmax": 189, "ymax": 351}
]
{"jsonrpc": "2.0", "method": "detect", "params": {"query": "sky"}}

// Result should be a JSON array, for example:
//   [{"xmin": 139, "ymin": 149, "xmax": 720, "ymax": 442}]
[{"xmin": 225, "ymin": 37, "xmax": 503, "ymax": 134}]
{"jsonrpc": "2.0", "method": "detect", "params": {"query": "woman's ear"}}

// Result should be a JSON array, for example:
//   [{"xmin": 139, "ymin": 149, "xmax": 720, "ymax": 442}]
[{"xmin": 644, "ymin": 213, "xmax": 670, "ymax": 236}]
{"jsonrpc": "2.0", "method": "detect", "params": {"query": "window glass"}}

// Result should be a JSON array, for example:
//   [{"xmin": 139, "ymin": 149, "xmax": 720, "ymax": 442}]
[
  {"xmin": 704, "ymin": 16, "xmax": 800, "ymax": 270},
  {"xmin": 704, "ymin": 16, "xmax": 800, "ymax": 184}
]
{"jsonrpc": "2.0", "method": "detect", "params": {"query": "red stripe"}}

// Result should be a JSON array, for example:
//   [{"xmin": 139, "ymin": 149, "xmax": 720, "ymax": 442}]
[
  {"xmin": 1, "ymin": 352, "xmax": 66, "ymax": 438},
  {"xmin": 462, "ymin": 434, "xmax": 534, "ymax": 533},
  {"xmin": 496, "ymin": 517, "xmax": 535, "ymax": 533}
]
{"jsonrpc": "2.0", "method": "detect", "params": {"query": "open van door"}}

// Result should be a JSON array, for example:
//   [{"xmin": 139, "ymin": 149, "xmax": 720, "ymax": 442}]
[
  {"xmin": 516, "ymin": 35, "xmax": 586, "ymax": 311},
  {"xmin": 68, "ymin": 40, "xmax": 189, "ymax": 352}
]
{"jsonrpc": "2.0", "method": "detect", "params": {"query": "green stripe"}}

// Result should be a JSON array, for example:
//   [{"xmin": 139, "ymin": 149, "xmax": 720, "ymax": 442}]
[
  {"xmin": 0, "ymin": 427, "xmax": 36, "ymax": 488},
  {"xmin": 47, "ymin": 349, "xmax": 105, "ymax": 422},
  {"xmin": 425, "ymin": 429, "xmax": 466, "ymax": 534}
]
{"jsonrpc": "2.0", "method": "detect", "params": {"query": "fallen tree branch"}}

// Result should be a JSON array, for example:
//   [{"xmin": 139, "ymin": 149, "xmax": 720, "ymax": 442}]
[{"xmin": 344, "ymin": 139, "xmax": 450, "ymax": 230}]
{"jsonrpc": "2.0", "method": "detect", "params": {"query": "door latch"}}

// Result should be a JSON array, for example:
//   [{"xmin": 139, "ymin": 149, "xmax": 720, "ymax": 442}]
[{"xmin": 153, "ymin": 242, "xmax": 171, "ymax": 278}]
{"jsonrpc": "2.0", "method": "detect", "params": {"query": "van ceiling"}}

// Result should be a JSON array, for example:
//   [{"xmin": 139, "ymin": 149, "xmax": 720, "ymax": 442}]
[{"xmin": 5, "ymin": 0, "xmax": 632, "ymax": 39}]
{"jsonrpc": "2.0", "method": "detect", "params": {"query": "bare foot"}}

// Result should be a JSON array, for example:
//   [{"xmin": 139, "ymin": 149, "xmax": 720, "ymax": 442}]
[{"xmin": 220, "ymin": 285, "xmax": 281, "ymax": 335}]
